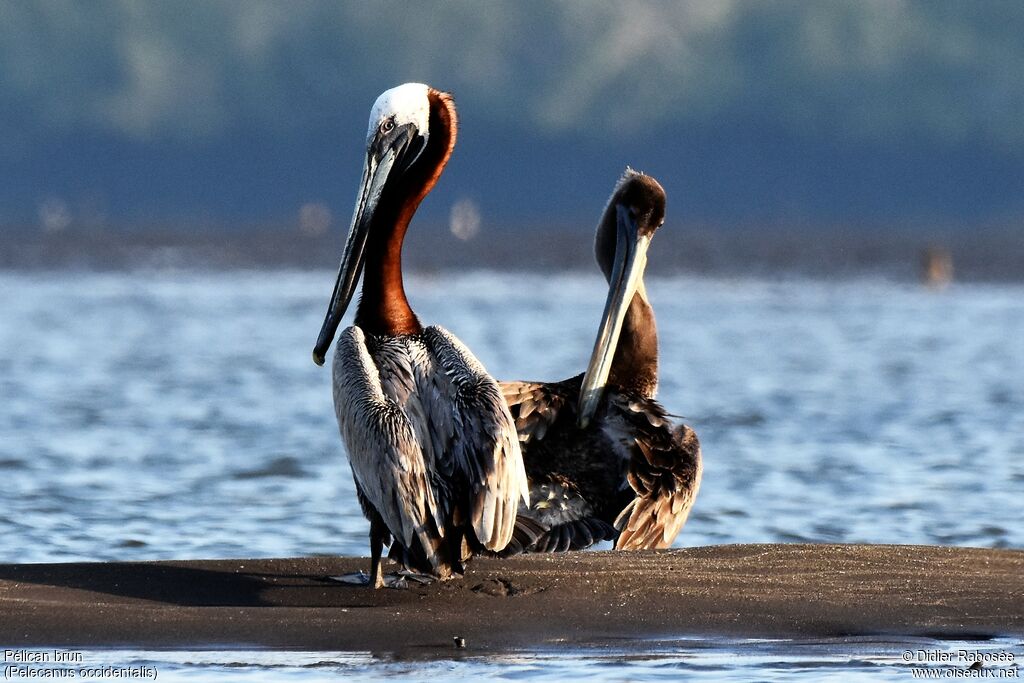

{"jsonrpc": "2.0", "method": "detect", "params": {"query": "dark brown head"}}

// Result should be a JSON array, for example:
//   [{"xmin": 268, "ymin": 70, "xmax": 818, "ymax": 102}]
[{"xmin": 615, "ymin": 170, "xmax": 666, "ymax": 232}]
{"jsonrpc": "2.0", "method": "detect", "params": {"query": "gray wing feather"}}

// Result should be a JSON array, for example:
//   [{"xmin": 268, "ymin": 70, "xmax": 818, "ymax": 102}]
[
  {"xmin": 425, "ymin": 326, "xmax": 528, "ymax": 551},
  {"xmin": 333, "ymin": 327, "xmax": 444, "ymax": 555}
]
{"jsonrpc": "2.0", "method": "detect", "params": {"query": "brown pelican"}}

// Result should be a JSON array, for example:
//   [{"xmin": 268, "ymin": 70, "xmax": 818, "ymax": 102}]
[
  {"xmin": 501, "ymin": 170, "xmax": 702, "ymax": 553},
  {"xmin": 313, "ymin": 83, "xmax": 528, "ymax": 587}
]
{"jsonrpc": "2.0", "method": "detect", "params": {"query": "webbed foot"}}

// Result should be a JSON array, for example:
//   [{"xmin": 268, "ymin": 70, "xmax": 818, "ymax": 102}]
[
  {"xmin": 328, "ymin": 570, "xmax": 373, "ymax": 586},
  {"xmin": 393, "ymin": 569, "xmax": 435, "ymax": 586},
  {"xmin": 327, "ymin": 569, "xmax": 435, "ymax": 589}
]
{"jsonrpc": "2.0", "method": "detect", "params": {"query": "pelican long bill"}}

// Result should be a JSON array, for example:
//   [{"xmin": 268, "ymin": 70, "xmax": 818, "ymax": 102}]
[
  {"xmin": 313, "ymin": 125, "xmax": 419, "ymax": 366},
  {"xmin": 577, "ymin": 204, "xmax": 651, "ymax": 427}
]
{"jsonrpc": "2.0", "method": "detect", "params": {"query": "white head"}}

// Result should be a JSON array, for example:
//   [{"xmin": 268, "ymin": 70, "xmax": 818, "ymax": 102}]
[{"xmin": 366, "ymin": 83, "xmax": 431, "ymax": 146}]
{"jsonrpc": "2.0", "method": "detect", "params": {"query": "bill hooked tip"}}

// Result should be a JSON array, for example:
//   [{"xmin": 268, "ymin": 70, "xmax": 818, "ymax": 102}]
[{"xmin": 312, "ymin": 349, "xmax": 326, "ymax": 367}]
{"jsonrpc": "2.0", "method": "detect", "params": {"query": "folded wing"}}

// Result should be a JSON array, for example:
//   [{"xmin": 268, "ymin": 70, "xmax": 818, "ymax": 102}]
[{"xmin": 425, "ymin": 326, "xmax": 528, "ymax": 551}]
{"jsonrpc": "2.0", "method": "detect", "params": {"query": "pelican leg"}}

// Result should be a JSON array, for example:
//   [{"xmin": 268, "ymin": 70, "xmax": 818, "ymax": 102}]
[
  {"xmin": 450, "ymin": 526, "xmax": 468, "ymax": 576},
  {"xmin": 369, "ymin": 518, "xmax": 386, "ymax": 589},
  {"xmin": 326, "ymin": 516, "xmax": 388, "ymax": 587}
]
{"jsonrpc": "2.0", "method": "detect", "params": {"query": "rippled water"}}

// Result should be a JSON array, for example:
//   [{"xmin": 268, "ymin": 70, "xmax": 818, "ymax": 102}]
[
  {"xmin": 5, "ymin": 638, "xmax": 1022, "ymax": 681},
  {"xmin": 2, "ymin": 269, "xmax": 1022, "ymax": 561},
  {"xmin": 2, "ymin": 269, "xmax": 1023, "ymax": 679}
]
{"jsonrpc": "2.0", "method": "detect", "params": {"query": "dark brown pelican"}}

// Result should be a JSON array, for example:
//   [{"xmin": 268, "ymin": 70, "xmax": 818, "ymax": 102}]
[
  {"xmin": 313, "ymin": 83, "xmax": 527, "ymax": 587},
  {"xmin": 501, "ymin": 170, "xmax": 702, "ymax": 553}
]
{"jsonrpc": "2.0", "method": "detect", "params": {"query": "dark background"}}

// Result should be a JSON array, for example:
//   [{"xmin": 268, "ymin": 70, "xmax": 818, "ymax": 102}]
[{"xmin": 2, "ymin": 1, "xmax": 1022, "ymax": 275}]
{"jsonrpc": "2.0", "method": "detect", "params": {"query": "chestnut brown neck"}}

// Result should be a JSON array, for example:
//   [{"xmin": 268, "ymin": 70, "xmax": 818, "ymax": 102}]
[
  {"xmin": 594, "ymin": 203, "xmax": 659, "ymax": 399},
  {"xmin": 356, "ymin": 90, "xmax": 457, "ymax": 337},
  {"xmin": 608, "ymin": 291, "xmax": 659, "ymax": 399}
]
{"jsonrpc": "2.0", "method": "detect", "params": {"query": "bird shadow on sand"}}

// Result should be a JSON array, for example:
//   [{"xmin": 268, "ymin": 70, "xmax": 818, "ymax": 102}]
[{"xmin": 0, "ymin": 562, "xmax": 373, "ymax": 608}]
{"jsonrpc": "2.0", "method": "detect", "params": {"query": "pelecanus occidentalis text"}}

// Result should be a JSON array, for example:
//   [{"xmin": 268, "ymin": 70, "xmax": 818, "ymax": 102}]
[
  {"xmin": 502, "ymin": 169, "xmax": 702, "ymax": 552},
  {"xmin": 313, "ymin": 83, "xmax": 528, "ymax": 587}
]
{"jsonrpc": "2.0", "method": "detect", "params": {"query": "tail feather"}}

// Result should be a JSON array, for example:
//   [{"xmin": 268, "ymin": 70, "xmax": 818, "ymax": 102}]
[
  {"xmin": 526, "ymin": 516, "xmax": 617, "ymax": 554},
  {"xmin": 495, "ymin": 516, "xmax": 548, "ymax": 557}
]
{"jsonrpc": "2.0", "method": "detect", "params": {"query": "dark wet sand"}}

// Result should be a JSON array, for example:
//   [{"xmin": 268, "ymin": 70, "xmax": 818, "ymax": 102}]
[{"xmin": 1, "ymin": 544, "xmax": 1021, "ymax": 651}]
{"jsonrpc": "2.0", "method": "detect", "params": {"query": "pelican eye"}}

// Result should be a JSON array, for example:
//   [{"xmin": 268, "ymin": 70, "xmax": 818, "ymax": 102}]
[{"xmin": 380, "ymin": 118, "xmax": 396, "ymax": 134}]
